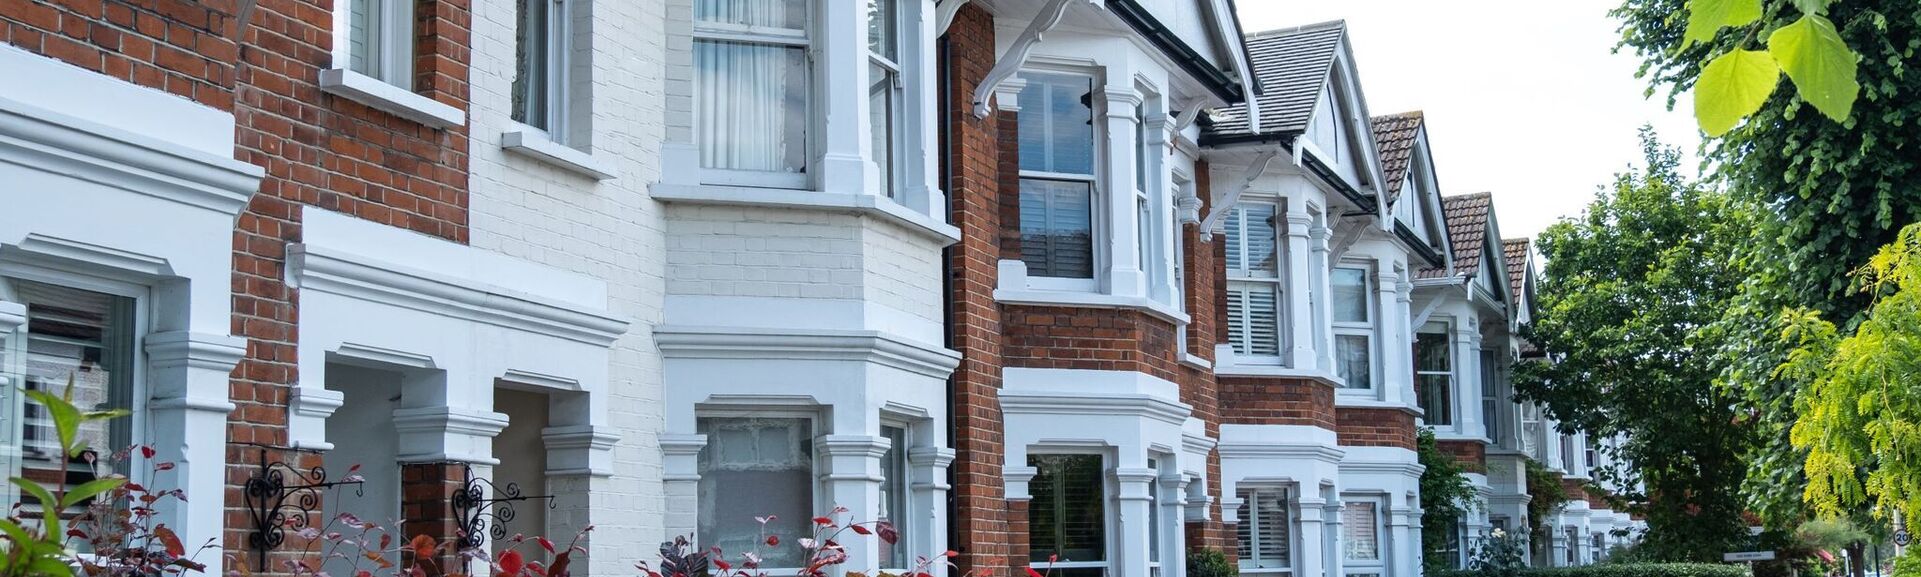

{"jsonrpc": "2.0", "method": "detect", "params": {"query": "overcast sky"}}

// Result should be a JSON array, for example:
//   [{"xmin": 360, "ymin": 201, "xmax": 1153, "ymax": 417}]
[{"xmin": 1234, "ymin": 0, "xmax": 1704, "ymax": 240}]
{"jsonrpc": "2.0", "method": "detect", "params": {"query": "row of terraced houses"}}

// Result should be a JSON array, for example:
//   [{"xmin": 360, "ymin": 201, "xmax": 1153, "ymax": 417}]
[{"xmin": 0, "ymin": 0, "xmax": 1642, "ymax": 576}]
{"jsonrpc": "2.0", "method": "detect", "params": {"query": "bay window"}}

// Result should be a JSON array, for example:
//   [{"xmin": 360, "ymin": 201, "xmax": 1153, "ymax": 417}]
[
  {"xmin": 1237, "ymin": 487, "xmax": 1293, "ymax": 572},
  {"xmin": 1148, "ymin": 458, "xmax": 1164, "ymax": 577},
  {"xmin": 1017, "ymin": 72, "xmax": 1097, "ymax": 282},
  {"xmin": 697, "ymin": 416, "xmax": 814, "ymax": 568},
  {"xmin": 0, "ymin": 277, "xmax": 137, "ymax": 515},
  {"xmin": 694, "ymin": 0, "xmax": 812, "ymax": 184},
  {"xmin": 1331, "ymin": 266, "xmax": 1374, "ymax": 389},
  {"xmin": 1342, "ymin": 497, "xmax": 1385, "ymax": 577},
  {"xmin": 867, "ymin": 0, "xmax": 902, "ymax": 197},
  {"xmin": 1416, "ymin": 331, "xmax": 1452, "ymax": 426},
  {"xmin": 1225, "ymin": 203, "xmax": 1282, "ymax": 360},
  {"xmin": 1029, "ymin": 454, "xmax": 1106, "ymax": 577},
  {"xmin": 348, "ymin": 0, "xmax": 414, "ymax": 87},
  {"xmin": 513, "ymin": 0, "xmax": 570, "ymax": 140}
]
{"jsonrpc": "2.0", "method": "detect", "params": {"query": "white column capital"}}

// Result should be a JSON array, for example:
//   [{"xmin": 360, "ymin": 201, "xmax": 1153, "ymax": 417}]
[
  {"xmin": 392, "ymin": 406, "xmax": 509, "ymax": 464},
  {"xmin": 0, "ymin": 301, "xmax": 24, "ymax": 333},
  {"xmin": 542, "ymin": 424, "xmax": 619, "ymax": 477}
]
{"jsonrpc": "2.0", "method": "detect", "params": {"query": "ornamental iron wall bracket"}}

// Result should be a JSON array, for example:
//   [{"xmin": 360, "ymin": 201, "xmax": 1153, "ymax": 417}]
[
  {"xmin": 240, "ymin": 443, "xmax": 365, "ymax": 571},
  {"xmin": 450, "ymin": 464, "xmax": 556, "ymax": 548}
]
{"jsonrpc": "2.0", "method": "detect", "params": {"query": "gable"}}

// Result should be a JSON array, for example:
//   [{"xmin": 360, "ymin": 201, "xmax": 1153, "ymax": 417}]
[{"xmin": 1300, "ymin": 63, "xmax": 1377, "ymax": 194}]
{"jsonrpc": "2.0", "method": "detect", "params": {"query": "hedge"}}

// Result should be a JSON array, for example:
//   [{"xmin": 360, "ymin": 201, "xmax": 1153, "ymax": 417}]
[{"xmin": 1429, "ymin": 563, "xmax": 1750, "ymax": 577}]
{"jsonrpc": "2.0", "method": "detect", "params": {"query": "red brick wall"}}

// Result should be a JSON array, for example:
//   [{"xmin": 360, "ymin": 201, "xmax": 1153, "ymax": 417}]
[
  {"xmin": 1002, "ymin": 305, "xmax": 1183, "ymax": 379},
  {"xmin": 5, "ymin": 0, "xmax": 474, "ymax": 572},
  {"xmin": 943, "ymin": 6, "xmax": 1016, "ymax": 577},
  {"xmin": 1560, "ymin": 478, "xmax": 1590, "ymax": 504},
  {"xmin": 402, "ymin": 463, "xmax": 469, "ymax": 576},
  {"xmin": 1, "ymin": 0, "xmax": 237, "ymax": 109},
  {"xmin": 1437, "ymin": 440, "xmax": 1488, "ymax": 473},
  {"xmin": 1218, "ymin": 376, "xmax": 1337, "ymax": 429},
  {"xmin": 1336, "ymin": 407, "xmax": 1418, "ymax": 450}
]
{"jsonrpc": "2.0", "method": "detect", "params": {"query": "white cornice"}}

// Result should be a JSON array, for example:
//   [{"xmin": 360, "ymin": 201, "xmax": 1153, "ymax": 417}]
[
  {"xmin": 1000, "ymin": 390, "xmax": 1192, "ymax": 426},
  {"xmin": 654, "ymin": 325, "xmax": 961, "ymax": 379},
  {"xmin": 288, "ymin": 244, "xmax": 630, "ymax": 347},
  {"xmin": 0, "ymin": 96, "xmax": 260, "ymax": 216},
  {"xmin": 1218, "ymin": 442, "xmax": 1347, "ymax": 464}
]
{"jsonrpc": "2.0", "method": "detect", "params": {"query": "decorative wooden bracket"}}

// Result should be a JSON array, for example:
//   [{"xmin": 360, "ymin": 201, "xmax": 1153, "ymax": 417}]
[
  {"xmin": 1171, "ymin": 96, "xmax": 1209, "ymax": 133},
  {"xmin": 936, "ymin": 0, "xmax": 972, "ymax": 36},
  {"xmin": 971, "ymin": 0, "xmax": 1082, "ymax": 118},
  {"xmin": 1326, "ymin": 218, "xmax": 1368, "ymax": 265},
  {"xmin": 1198, "ymin": 146, "xmax": 1283, "ymax": 240}
]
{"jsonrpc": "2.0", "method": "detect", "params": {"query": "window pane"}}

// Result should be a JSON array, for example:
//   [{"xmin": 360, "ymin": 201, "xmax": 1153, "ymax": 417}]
[
  {"xmin": 1019, "ymin": 179, "xmax": 1094, "ymax": 279},
  {"xmin": 1342, "ymin": 502, "xmax": 1379, "ymax": 561},
  {"xmin": 695, "ymin": 0, "xmax": 808, "ymax": 30},
  {"xmin": 1147, "ymin": 459, "xmax": 1160, "ymax": 564},
  {"xmin": 5, "ymin": 279, "xmax": 136, "ymax": 517},
  {"xmin": 1227, "ymin": 282, "xmax": 1279, "ymax": 357},
  {"xmin": 1481, "ymin": 350, "xmax": 1502, "ymax": 441},
  {"xmin": 880, "ymin": 425, "xmax": 908, "ymax": 568},
  {"xmin": 1029, "ymin": 454, "xmax": 1104, "ymax": 562},
  {"xmin": 1236, "ymin": 488, "xmax": 1290, "ymax": 567},
  {"xmin": 349, "ymin": 0, "xmax": 379, "ymax": 77},
  {"xmin": 696, "ymin": 40, "xmax": 809, "ymax": 174},
  {"xmin": 1336, "ymin": 335, "xmax": 1371, "ymax": 388},
  {"xmin": 1227, "ymin": 205, "xmax": 1277, "ymax": 275},
  {"xmin": 1332, "ymin": 267, "xmax": 1369, "ymax": 322},
  {"xmin": 512, "ymin": 0, "xmax": 550, "ymax": 129},
  {"xmin": 1017, "ymin": 73, "xmax": 1094, "ymax": 175},
  {"xmin": 698, "ymin": 417, "xmax": 813, "ymax": 567},
  {"xmin": 1135, "ymin": 111, "xmax": 1148, "ymax": 191},
  {"xmin": 1416, "ymin": 332, "xmax": 1450, "ymax": 372},
  {"xmin": 866, "ymin": 0, "xmax": 896, "ymax": 61},
  {"xmin": 1419, "ymin": 374, "xmax": 1453, "ymax": 425},
  {"xmin": 869, "ymin": 62, "xmax": 896, "ymax": 196},
  {"xmin": 1136, "ymin": 195, "xmax": 1150, "ymax": 272}
]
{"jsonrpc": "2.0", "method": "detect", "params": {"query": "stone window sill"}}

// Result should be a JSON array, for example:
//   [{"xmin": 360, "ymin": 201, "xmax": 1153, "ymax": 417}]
[
  {"xmin": 502, "ymin": 128, "xmax": 617, "ymax": 180},
  {"xmin": 318, "ymin": 68, "xmax": 464, "ymax": 129}
]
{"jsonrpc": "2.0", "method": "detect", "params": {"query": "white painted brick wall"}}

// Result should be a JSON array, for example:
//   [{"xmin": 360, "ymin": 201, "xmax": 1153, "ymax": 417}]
[
  {"xmin": 666, "ymin": 205, "xmax": 945, "ymax": 324},
  {"xmin": 466, "ymin": 0, "xmax": 667, "ymax": 572}
]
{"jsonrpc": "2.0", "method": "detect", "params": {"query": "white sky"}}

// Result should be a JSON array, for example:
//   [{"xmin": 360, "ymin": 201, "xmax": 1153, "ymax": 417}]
[{"xmin": 1235, "ymin": 0, "xmax": 1704, "ymax": 240}]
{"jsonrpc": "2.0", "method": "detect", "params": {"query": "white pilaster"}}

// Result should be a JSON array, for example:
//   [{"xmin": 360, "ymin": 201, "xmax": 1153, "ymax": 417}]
[
  {"xmin": 142, "ymin": 330, "xmax": 246, "ymax": 555},
  {"xmin": 661, "ymin": 434, "xmax": 706, "ymax": 540},
  {"xmin": 1099, "ymin": 85, "xmax": 1144, "ymax": 297},
  {"xmin": 821, "ymin": 435, "xmax": 890, "ymax": 575},
  {"xmin": 1113, "ymin": 467, "xmax": 1157, "ymax": 577},
  {"xmin": 909, "ymin": 446, "xmax": 955, "ymax": 576},
  {"xmin": 1298, "ymin": 495, "xmax": 1329, "ymax": 577},
  {"xmin": 1284, "ymin": 205, "xmax": 1317, "ymax": 369},
  {"xmin": 818, "ymin": 0, "xmax": 872, "ymax": 195}
]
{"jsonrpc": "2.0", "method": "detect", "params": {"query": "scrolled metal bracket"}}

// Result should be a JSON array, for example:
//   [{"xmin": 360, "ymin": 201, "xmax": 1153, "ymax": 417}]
[
  {"xmin": 450, "ymin": 464, "xmax": 556, "ymax": 548},
  {"xmin": 240, "ymin": 443, "xmax": 365, "ymax": 571}
]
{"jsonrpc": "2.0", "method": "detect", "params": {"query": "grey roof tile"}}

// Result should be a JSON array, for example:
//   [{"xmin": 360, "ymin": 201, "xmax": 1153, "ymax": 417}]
[{"xmin": 1201, "ymin": 20, "xmax": 1345, "ymax": 141}]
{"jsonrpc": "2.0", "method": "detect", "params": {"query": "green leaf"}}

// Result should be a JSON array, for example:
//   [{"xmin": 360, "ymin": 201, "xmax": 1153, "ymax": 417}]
[
  {"xmin": 60, "ymin": 477, "xmax": 127, "ymax": 509},
  {"xmin": 1684, "ymin": 0, "xmax": 1762, "ymax": 47},
  {"xmin": 24, "ymin": 387, "xmax": 81, "ymax": 457},
  {"xmin": 1695, "ymin": 49, "xmax": 1782, "ymax": 136},
  {"xmin": 13, "ymin": 477, "xmax": 62, "ymax": 535},
  {"xmin": 1770, "ymin": 14, "xmax": 1860, "ymax": 123},
  {"xmin": 1791, "ymin": 0, "xmax": 1830, "ymax": 15}
]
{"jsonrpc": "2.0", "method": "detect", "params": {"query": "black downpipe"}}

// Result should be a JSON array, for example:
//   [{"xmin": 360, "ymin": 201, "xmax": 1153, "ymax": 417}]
[{"xmin": 937, "ymin": 30, "xmax": 961, "ymax": 559}]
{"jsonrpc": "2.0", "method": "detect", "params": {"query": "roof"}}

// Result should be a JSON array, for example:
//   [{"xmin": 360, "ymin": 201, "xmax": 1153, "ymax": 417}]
[
  {"xmin": 1371, "ymin": 111, "xmax": 1423, "ymax": 203},
  {"xmin": 1200, "ymin": 20, "xmax": 1346, "ymax": 141},
  {"xmin": 1418, "ymin": 192, "xmax": 1493, "ymax": 279},
  {"xmin": 1503, "ymin": 238, "xmax": 1531, "ymax": 299}
]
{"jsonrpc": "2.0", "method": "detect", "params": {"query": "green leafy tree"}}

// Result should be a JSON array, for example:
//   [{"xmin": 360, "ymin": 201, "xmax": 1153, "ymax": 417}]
[
  {"xmin": 1616, "ymin": 0, "xmax": 1921, "ymax": 531},
  {"xmin": 1421, "ymin": 428, "xmax": 1479, "ymax": 573},
  {"xmin": 1774, "ymin": 222, "xmax": 1921, "ymax": 568},
  {"xmin": 1511, "ymin": 130, "xmax": 1753, "ymax": 562},
  {"xmin": 1681, "ymin": 0, "xmax": 1862, "ymax": 135}
]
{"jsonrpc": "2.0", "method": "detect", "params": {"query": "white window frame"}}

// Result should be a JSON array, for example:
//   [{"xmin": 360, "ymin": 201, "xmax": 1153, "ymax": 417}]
[
  {"xmin": 1236, "ymin": 485, "xmax": 1295, "ymax": 573},
  {"xmin": 1225, "ymin": 201, "xmax": 1284, "ymax": 363},
  {"xmin": 694, "ymin": 409, "xmax": 820, "ymax": 573},
  {"xmin": 341, "ymin": 0, "xmax": 415, "ymax": 87},
  {"xmin": 1016, "ymin": 69, "xmax": 1103, "ymax": 292},
  {"xmin": 1480, "ymin": 349, "xmax": 1502, "ymax": 443},
  {"xmin": 1332, "ymin": 263, "xmax": 1377, "ymax": 392},
  {"xmin": 877, "ymin": 420, "xmax": 912, "ymax": 571},
  {"xmin": 0, "ymin": 267, "xmax": 151, "ymax": 513},
  {"xmin": 691, "ymin": 1, "xmax": 815, "ymax": 189},
  {"xmin": 1147, "ymin": 457, "xmax": 1165, "ymax": 577},
  {"xmin": 513, "ymin": 0, "xmax": 572, "ymax": 143},
  {"xmin": 1340, "ymin": 495, "xmax": 1387, "ymax": 577},
  {"xmin": 1415, "ymin": 325, "xmax": 1453, "ymax": 427},
  {"xmin": 1027, "ymin": 451, "xmax": 1110, "ymax": 574},
  {"xmin": 867, "ymin": 0, "xmax": 904, "ymax": 198},
  {"xmin": 1171, "ymin": 173, "xmax": 1192, "ymax": 355}
]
